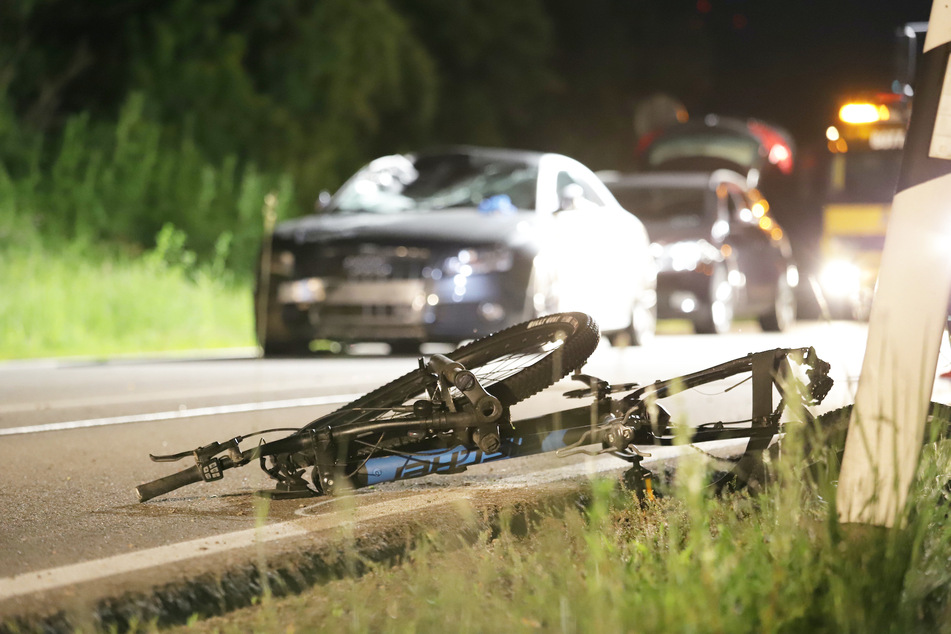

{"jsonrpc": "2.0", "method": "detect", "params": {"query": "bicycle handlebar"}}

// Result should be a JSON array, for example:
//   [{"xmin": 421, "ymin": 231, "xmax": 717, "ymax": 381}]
[
  {"xmin": 135, "ymin": 464, "xmax": 205, "ymax": 502},
  {"xmin": 135, "ymin": 432, "xmax": 314, "ymax": 502}
]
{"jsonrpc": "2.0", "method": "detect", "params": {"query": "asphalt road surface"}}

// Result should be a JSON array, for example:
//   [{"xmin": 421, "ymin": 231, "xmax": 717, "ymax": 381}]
[{"xmin": 3, "ymin": 319, "xmax": 950, "ymax": 625}]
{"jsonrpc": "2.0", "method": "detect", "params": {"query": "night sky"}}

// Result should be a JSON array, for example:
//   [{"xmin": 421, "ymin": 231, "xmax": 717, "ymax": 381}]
[
  {"xmin": 570, "ymin": 1, "xmax": 938, "ymax": 282},
  {"xmin": 684, "ymin": 1, "xmax": 935, "ymax": 140},
  {"xmin": 536, "ymin": 1, "xmax": 938, "ymax": 175}
]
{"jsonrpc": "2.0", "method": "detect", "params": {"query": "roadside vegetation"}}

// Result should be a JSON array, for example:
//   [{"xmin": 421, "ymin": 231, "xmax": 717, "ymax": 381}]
[
  {"xmin": 0, "ymin": 218, "xmax": 255, "ymax": 359},
  {"xmin": 0, "ymin": 1, "xmax": 567, "ymax": 361},
  {"xmin": 0, "ymin": 2, "xmax": 733, "ymax": 360},
  {"xmin": 0, "ymin": 91, "xmax": 284, "ymax": 359},
  {"xmin": 159, "ymin": 428, "xmax": 951, "ymax": 634}
]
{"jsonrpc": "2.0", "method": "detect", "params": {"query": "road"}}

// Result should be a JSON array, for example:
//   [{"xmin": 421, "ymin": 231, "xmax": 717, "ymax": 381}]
[{"xmin": 2, "ymin": 319, "xmax": 949, "ymax": 626}]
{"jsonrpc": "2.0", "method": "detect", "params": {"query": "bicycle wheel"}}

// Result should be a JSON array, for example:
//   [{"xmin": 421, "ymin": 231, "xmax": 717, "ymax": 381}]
[
  {"xmin": 304, "ymin": 312, "xmax": 600, "ymax": 435},
  {"xmin": 804, "ymin": 401, "xmax": 951, "ymax": 476}
]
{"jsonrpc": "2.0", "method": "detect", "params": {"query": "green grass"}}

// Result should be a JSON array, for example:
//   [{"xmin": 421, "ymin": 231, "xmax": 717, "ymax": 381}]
[
  {"xmin": 0, "ymin": 226, "xmax": 255, "ymax": 360},
  {"xmin": 4, "ymin": 219, "xmax": 951, "ymax": 632},
  {"xmin": 158, "ymin": 431, "xmax": 951, "ymax": 634}
]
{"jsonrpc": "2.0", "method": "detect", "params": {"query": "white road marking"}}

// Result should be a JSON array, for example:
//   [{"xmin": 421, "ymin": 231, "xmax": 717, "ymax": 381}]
[
  {"xmin": 0, "ymin": 443, "xmax": 733, "ymax": 602},
  {"xmin": 0, "ymin": 523, "xmax": 312, "ymax": 602},
  {"xmin": 0, "ymin": 380, "xmax": 364, "ymax": 415},
  {"xmin": 0, "ymin": 488, "xmax": 502, "ymax": 601},
  {"xmin": 0, "ymin": 348, "xmax": 259, "ymax": 371},
  {"xmin": 0, "ymin": 394, "xmax": 364, "ymax": 437},
  {"xmin": 0, "ymin": 488, "xmax": 476, "ymax": 601},
  {"xmin": 0, "ymin": 447, "xmax": 712, "ymax": 601}
]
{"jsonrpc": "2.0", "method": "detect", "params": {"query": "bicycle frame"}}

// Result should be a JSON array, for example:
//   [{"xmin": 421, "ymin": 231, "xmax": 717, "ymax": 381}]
[
  {"xmin": 136, "ymin": 345, "xmax": 831, "ymax": 501},
  {"xmin": 346, "ymin": 347, "xmax": 832, "ymax": 489}
]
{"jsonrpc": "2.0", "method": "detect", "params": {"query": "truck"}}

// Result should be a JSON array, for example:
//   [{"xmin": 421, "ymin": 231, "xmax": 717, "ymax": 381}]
[{"xmin": 814, "ymin": 22, "xmax": 926, "ymax": 319}]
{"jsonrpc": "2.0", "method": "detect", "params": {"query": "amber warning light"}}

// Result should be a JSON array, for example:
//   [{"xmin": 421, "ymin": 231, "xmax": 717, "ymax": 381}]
[{"xmin": 839, "ymin": 102, "xmax": 890, "ymax": 125}]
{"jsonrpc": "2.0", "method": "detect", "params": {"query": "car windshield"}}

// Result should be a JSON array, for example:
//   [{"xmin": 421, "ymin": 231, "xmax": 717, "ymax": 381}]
[
  {"xmin": 611, "ymin": 185, "xmax": 708, "ymax": 225},
  {"xmin": 646, "ymin": 133, "xmax": 761, "ymax": 171},
  {"xmin": 329, "ymin": 153, "xmax": 538, "ymax": 214}
]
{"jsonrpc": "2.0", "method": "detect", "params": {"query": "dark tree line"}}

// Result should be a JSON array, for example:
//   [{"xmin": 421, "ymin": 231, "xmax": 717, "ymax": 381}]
[
  {"xmin": 1, "ymin": 1, "xmax": 721, "ymax": 195},
  {"xmin": 0, "ymin": 0, "xmax": 929, "ymax": 269}
]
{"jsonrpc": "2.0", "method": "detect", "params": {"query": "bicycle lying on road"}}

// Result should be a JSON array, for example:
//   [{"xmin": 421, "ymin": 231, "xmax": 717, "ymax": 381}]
[{"xmin": 136, "ymin": 312, "xmax": 837, "ymax": 503}]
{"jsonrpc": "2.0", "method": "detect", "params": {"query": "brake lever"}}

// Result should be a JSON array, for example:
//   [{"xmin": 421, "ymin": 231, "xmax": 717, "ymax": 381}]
[
  {"xmin": 149, "ymin": 438, "xmax": 245, "ymax": 465},
  {"xmin": 149, "ymin": 449, "xmax": 194, "ymax": 462},
  {"xmin": 563, "ymin": 371, "xmax": 639, "ymax": 399}
]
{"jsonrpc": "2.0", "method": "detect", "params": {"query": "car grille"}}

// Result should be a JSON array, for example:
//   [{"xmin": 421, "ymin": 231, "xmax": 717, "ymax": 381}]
[
  {"xmin": 294, "ymin": 244, "xmax": 433, "ymax": 280},
  {"xmin": 321, "ymin": 304, "xmax": 417, "ymax": 319}
]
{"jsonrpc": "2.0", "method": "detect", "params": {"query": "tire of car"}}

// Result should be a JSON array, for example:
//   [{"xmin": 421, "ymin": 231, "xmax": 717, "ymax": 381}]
[
  {"xmin": 523, "ymin": 264, "xmax": 560, "ymax": 320},
  {"xmin": 758, "ymin": 275, "xmax": 797, "ymax": 332},
  {"xmin": 262, "ymin": 338, "xmax": 312, "ymax": 357},
  {"xmin": 692, "ymin": 265, "xmax": 734, "ymax": 335},
  {"xmin": 608, "ymin": 298, "xmax": 657, "ymax": 347},
  {"xmin": 388, "ymin": 341, "xmax": 421, "ymax": 356}
]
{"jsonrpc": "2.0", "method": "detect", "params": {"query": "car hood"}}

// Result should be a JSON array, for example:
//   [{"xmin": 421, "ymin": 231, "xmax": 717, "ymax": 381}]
[{"xmin": 274, "ymin": 208, "xmax": 536, "ymax": 247}]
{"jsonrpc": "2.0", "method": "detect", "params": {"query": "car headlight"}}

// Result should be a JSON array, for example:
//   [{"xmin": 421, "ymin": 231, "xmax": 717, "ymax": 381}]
[
  {"xmin": 443, "ymin": 248, "xmax": 514, "ymax": 275},
  {"xmin": 819, "ymin": 259, "xmax": 861, "ymax": 298},
  {"xmin": 269, "ymin": 250, "xmax": 295, "ymax": 277},
  {"xmin": 786, "ymin": 265, "xmax": 800, "ymax": 288},
  {"xmin": 659, "ymin": 240, "xmax": 721, "ymax": 272}
]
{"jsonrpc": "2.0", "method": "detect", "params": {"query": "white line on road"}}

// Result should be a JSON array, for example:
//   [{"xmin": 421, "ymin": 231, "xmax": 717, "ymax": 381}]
[
  {"xmin": 0, "ymin": 379, "xmax": 364, "ymax": 415},
  {"xmin": 0, "ymin": 394, "xmax": 363, "ymax": 437},
  {"xmin": 0, "ymin": 450, "xmax": 653, "ymax": 602}
]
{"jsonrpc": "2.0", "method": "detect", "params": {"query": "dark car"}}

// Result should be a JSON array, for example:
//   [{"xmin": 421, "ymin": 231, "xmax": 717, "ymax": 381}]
[
  {"xmin": 636, "ymin": 114, "xmax": 796, "ymax": 182},
  {"xmin": 598, "ymin": 169, "xmax": 798, "ymax": 334},
  {"xmin": 255, "ymin": 146, "xmax": 657, "ymax": 355}
]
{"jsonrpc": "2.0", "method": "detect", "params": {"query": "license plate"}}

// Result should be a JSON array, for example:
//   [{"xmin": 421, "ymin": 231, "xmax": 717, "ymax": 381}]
[{"xmin": 277, "ymin": 279, "xmax": 327, "ymax": 304}]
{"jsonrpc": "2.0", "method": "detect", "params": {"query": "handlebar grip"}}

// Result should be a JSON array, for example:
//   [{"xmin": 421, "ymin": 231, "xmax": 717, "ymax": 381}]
[{"xmin": 135, "ymin": 464, "xmax": 204, "ymax": 502}]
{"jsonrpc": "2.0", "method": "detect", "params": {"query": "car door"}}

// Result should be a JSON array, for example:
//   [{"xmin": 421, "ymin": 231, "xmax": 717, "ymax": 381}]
[
  {"xmin": 725, "ymin": 184, "xmax": 782, "ymax": 311},
  {"xmin": 538, "ymin": 157, "xmax": 650, "ymax": 332}
]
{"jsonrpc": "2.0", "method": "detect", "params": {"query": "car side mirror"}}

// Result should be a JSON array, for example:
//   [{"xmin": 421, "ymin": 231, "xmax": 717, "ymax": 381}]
[
  {"xmin": 558, "ymin": 183, "xmax": 585, "ymax": 211},
  {"xmin": 315, "ymin": 190, "xmax": 332, "ymax": 212}
]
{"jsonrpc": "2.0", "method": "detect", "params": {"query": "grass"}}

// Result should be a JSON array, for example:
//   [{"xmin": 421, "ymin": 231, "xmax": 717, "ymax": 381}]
[
  {"xmin": 152, "ymin": 427, "xmax": 951, "ymax": 634},
  {"xmin": 0, "ymin": 223, "xmax": 255, "ymax": 360},
  {"xmin": 4, "ymin": 215, "xmax": 951, "ymax": 631}
]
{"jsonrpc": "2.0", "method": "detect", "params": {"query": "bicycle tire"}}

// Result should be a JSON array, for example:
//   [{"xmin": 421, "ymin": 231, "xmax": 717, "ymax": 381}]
[
  {"xmin": 805, "ymin": 401, "xmax": 951, "ymax": 470},
  {"xmin": 303, "ymin": 312, "xmax": 600, "ymax": 435}
]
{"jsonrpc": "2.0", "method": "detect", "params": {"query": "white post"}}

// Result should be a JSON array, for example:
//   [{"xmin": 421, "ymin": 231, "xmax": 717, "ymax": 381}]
[{"xmin": 837, "ymin": 2, "xmax": 951, "ymax": 526}]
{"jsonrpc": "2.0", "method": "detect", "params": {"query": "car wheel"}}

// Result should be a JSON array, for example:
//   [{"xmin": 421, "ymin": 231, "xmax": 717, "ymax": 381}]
[
  {"xmin": 609, "ymin": 298, "xmax": 657, "ymax": 347},
  {"xmin": 388, "ymin": 341, "xmax": 421, "ymax": 356},
  {"xmin": 692, "ymin": 266, "xmax": 733, "ymax": 335},
  {"xmin": 523, "ymin": 264, "xmax": 560, "ymax": 319},
  {"xmin": 262, "ymin": 338, "xmax": 312, "ymax": 357},
  {"xmin": 759, "ymin": 275, "xmax": 797, "ymax": 332}
]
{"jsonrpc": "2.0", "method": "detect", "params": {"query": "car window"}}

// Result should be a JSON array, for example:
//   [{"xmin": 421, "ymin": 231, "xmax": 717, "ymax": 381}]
[
  {"xmin": 331, "ymin": 153, "xmax": 539, "ymax": 214},
  {"xmin": 646, "ymin": 133, "xmax": 761, "ymax": 171},
  {"xmin": 612, "ymin": 184, "xmax": 707, "ymax": 226}
]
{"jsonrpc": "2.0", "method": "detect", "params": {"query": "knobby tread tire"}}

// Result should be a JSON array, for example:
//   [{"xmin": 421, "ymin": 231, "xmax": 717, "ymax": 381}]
[
  {"xmin": 808, "ymin": 401, "xmax": 951, "ymax": 463},
  {"xmin": 306, "ymin": 312, "xmax": 600, "ymax": 432}
]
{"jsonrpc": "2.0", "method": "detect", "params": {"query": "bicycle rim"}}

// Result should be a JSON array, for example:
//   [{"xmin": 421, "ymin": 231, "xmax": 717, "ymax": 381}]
[{"xmin": 304, "ymin": 312, "xmax": 600, "ymax": 435}]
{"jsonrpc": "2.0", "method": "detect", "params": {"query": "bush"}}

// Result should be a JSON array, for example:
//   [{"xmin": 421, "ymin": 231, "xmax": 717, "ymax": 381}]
[
  {"xmin": 0, "ymin": 216, "xmax": 254, "ymax": 359},
  {"xmin": 0, "ymin": 92, "xmax": 295, "ymax": 275}
]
